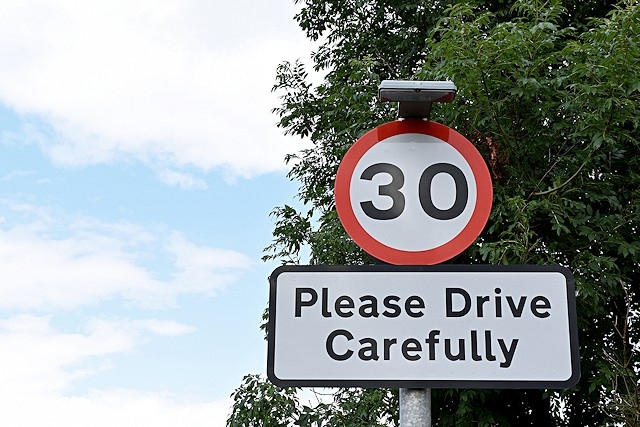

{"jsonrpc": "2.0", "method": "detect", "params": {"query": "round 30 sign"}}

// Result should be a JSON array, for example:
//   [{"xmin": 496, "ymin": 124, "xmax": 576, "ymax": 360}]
[{"xmin": 335, "ymin": 120, "xmax": 493, "ymax": 265}]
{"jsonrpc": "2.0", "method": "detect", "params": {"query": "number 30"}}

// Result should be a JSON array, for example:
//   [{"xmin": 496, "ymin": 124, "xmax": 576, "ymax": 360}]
[{"xmin": 359, "ymin": 162, "xmax": 468, "ymax": 221}]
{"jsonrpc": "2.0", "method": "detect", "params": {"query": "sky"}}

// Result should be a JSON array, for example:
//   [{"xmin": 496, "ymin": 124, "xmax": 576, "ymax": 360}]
[{"xmin": 0, "ymin": 1, "xmax": 315, "ymax": 425}]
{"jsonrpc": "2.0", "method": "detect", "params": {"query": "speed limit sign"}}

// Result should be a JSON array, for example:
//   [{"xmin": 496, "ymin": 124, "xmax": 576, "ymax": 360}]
[{"xmin": 335, "ymin": 120, "xmax": 493, "ymax": 265}]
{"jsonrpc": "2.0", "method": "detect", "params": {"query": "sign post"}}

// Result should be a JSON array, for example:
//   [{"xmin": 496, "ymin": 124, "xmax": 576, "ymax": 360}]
[
  {"xmin": 400, "ymin": 389, "xmax": 431, "ymax": 427},
  {"xmin": 333, "ymin": 84, "xmax": 493, "ymax": 425},
  {"xmin": 266, "ymin": 81, "xmax": 579, "ymax": 426}
]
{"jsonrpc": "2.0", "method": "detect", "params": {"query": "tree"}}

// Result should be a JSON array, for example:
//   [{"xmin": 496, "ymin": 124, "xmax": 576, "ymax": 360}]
[{"xmin": 228, "ymin": 0, "xmax": 640, "ymax": 425}]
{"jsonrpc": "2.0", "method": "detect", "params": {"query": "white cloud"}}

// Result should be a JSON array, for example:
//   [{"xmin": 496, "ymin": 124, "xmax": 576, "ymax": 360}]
[
  {"xmin": 132, "ymin": 318, "xmax": 196, "ymax": 336},
  {"xmin": 0, "ymin": 198, "xmax": 250, "ymax": 426},
  {"xmin": 0, "ymin": 0, "xmax": 312, "ymax": 179},
  {"xmin": 0, "ymin": 170, "xmax": 36, "ymax": 182},
  {"xmin": 0, "ymin": 203, "xmax": 253, "ymax": 310},
  {"xmin": 0, "ymin": 315, "xmax": 139, "ymax": 395},
  {"xmin": 49, "ymin": 391, "xmax": 231, "ymax": 427},
  {"xmin": 7, "ymin": 392, "xmax": 232, "ymax": 427},
  {"xmin": 0, "ymin": 314, "xmax": 229, "ymax": 427},
  {"xmin": 156, "ymin": 168, "xmax": 209, "ymax": 190},
  {"xmin": 167, "ymin": 231, "xmax": 254, "ymax": 294}
]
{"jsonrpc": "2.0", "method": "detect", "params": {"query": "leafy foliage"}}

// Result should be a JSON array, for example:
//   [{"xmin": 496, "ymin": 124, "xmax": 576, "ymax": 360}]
[
  {"xmin": 227, "ymin": 374, "xmax": 300, "ymax": 427},
  {"xmin": 230, "ymin": 0, "xmax": 640, "ymax": 425},
  {"xmin": 227, "ymin": 375, "xmax": 398, "ymax": 427},
  {"xmin": 418, "ymin": 3, "xmax": 640, "ymax": 424}
]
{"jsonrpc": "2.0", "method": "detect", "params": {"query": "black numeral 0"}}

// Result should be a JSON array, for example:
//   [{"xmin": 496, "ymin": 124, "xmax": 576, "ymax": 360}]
[
  {"xmin": 359, "ymin": 162, "xmax": 468, "ymax": 220},
  {"xmin": 419, "ymin": 163, "xmax": 468, "ymax": 220}
]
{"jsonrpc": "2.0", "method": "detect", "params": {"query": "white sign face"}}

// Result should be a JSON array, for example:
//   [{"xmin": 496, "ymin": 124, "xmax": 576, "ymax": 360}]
[
  {"xmin": 334, "ymin": 121, "xmax": 493, "ymax": 265},
  {"xmin": 267, "ymin": 265, "xmax": 580, "ymax": 389},
  {"xmin": 349, "ymin": 133, "xmax": 477, "ymax": 251}
]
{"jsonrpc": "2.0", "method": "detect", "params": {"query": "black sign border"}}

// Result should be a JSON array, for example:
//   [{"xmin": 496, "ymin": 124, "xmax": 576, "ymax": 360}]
[{"xmin": 267, "ymin": 264, "xmax": 580, "ymax": 390}]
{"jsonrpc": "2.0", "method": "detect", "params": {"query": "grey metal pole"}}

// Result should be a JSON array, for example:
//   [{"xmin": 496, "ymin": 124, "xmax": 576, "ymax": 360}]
[{"xmin": 400, "ymin": 388, "xmax": 431, "ymax": 427}]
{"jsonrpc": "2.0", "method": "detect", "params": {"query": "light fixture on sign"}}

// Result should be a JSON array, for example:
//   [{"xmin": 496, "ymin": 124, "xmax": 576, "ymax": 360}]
[{"xmin": 378, "ymin": 80, "xmax": 457, "ymax": 119}]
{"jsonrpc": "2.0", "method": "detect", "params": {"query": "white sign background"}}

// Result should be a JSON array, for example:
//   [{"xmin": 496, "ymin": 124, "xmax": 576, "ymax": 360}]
[
  {"xmin": 267, "ymin": 265, "xmax": 580, "ymax": 389},
  {"xmin": 350, "ymin": 133, "xmax": 478, "ymax": 251}
]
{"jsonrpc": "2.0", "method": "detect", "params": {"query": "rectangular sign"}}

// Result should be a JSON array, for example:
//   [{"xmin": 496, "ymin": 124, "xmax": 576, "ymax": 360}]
[{"xmin": 267, "ymin": 265, "xmax": 580, "ymax": 389}]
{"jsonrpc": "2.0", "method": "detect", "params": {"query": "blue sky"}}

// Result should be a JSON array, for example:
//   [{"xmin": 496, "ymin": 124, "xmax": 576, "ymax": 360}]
[{"xmin": 0, "ymin": 1, "xmax": 313, "ymax": 424}]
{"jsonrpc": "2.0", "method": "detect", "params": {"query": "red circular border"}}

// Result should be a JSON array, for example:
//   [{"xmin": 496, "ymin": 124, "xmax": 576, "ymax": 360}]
[{"xmin": 335, "ymin": 120, "xmax": 493, "ymax": 265}]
